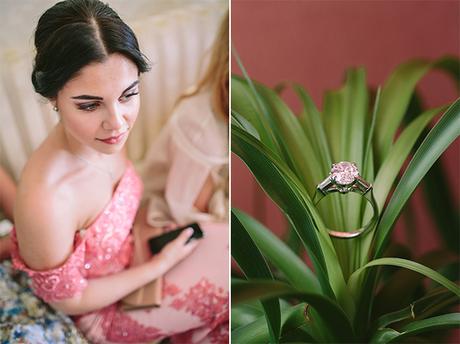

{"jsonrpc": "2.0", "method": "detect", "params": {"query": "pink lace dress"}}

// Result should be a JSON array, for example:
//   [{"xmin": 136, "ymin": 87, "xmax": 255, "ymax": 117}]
[{"xmin": 11, "ymin": 162, "xmax": 228, "ymax": 343}]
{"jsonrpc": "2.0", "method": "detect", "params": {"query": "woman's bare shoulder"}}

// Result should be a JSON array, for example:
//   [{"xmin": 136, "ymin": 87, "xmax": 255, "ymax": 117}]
[{"xmin": 15, "ymin": 147, "xmax": 81, "ymax": 271}]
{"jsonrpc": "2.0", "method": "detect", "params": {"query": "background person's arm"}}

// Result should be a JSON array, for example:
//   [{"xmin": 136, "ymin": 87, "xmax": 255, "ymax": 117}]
[{"xmin": 0, "ymin": 167, "xmax": 16, "ymax": 221}]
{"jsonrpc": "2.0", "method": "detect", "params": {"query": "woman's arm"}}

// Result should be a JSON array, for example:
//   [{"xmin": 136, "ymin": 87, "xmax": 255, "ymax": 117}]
[
  {"xmin": 0, "ymin": 167, "xmax": 16, "ymax": 221},
  {"xmin": 51, "ymin": 228, "xmax": 198, "ymax": 315},
  {"xmin": 193, "ymin": 174, "xmax": 214, "ymax": 213},
  {"xmin": 0, "ymin": 167, "xmax": 17, "ymax": 260},
  {"xmin": 15, "ymin": 183, "xmax": 199, "ymax": 316}
]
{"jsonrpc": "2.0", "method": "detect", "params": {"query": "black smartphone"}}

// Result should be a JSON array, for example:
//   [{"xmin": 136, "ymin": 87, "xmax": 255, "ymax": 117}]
[{"xmin": 148, "ymin": 222, "xmax": 204, "ymax": 255}]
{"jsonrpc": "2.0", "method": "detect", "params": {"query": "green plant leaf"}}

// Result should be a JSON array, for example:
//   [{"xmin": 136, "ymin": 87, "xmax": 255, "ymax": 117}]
[
  {"xmin": 231, "ymin": 314, "xmax": 273, "ymax": 344},
  {"xmin": 232, "ymin": 124, "xmax": 355, "ymax": 314},
  {"xmin": 371, "ymin": 105, "xmax": 446, "ymax": 215},
  {"xmin": 355, "ymin": 97, "xmax": 459, "ymax": 337},
  {"xmin": 348, "ymin": 257, "xmax": 460, "ymax": 298},
  {"xmin": 338, "ymin": 69, "xmax": 370, "ymax": 273},
  {"xmin": 433, "ymin": 55, "xmax": 460, "ymax": 91},
  {"xmin": 362, "ymin": 87, "xmax": 381, "ymax": 183},
  {"xmin": 294, "ymin": 84, "xmax": 332, "ymax": 176},
  {"xmin": 232, "ymin": 208, "xmax": 320, "ymax": 293},
  {"xmin": 387, "ymin": 313, "xmax": 460, "ymax": 343},
  {"xmin": 370, "ymin": 328, "xmax": 400, "ymax": 344},
  {"xmin": 295, "ymin": 84, "xmax": 349, "ymax": 247},
  {"xmin": 374, "ymin": 56, "xmax": 458, "ymax": 162},
  {"xmin": 231, "ymin": 212, "xmax": 281, "ymax": 342},
  {"xmin": 231, "ymin": 109, "xmax": 260, "ymax": 139},
  {"xmin": 359, "ymin": 104, "xmax": 447, "ymax": 266},
  {"xmin": 231, "ymin": 302, "xmax": 264, "ymax": 329},
  {"xmin": 232, "ymin": 304, "xmax": 318, "ymax": 343},
  {"xmin": 232, "ymin": 77, "xmax": 278, "ymax": 152},
  {"xmin": 232, "ymin": 279, "xmax": 356, "ymax": 343},
  {"xmin": 373, "ymin": 250, "xmax": 458, "ymax": 316},
  {"xmin": 321, "ymin": 89, "xmax": 347, "ymax": 230},
  {"xmin": 401, "ymin": 92, "xmax": 460, "ymax": 254},
  {"xmin": 254, "ymin": 84, "xmax": 323, "ymax": 196},
  {"xmin": 374, "ymin": 59, "xmax": 432, "ymax": 161},
  {"xmin": 422, "ymin": 160, "xmax": 460, "ymax": 253},
  {"xmin": 232, "ymin": 124, "xmax": 330, "ymax": 293},
  {"xmin": 322, "ymin": 89, "xmax": 344, "ymax": 169},
  {"xmin": 373, "ymin": 98, "xmax": 460, "ymax": 258},
  {"xmin": 343, "ymin": 68, "xmax": 369, "ymax": 174},
  {"xmin": 284, "ymin": 221, "xmax": 303, "ymax": 257},
  {"xmin": 374, "ymin": 287, "xmax": 457, "ymax": 330}
]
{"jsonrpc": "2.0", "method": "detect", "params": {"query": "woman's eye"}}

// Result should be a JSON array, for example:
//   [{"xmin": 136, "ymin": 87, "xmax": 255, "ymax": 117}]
[
  {"xmin": 77, "ymin": 103, "xmax": 99, "ymax": 111},
  {"xmin": 120, "ymin": 92, "xmax": 139, "ymax": 102}
]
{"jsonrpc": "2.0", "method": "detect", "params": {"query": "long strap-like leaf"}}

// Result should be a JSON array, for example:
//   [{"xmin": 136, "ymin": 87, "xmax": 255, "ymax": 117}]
[
  {"xmin": 233, "ymin": 208, "xmax": 320, "ymax": 293},
  {"xmin": 371, "ymin": 313, "xmax": 460, "ymax": 343},
  {"xmin": 232, "ymin": 124, "xmax": 354, "ymax": 310},
  {"xmin": 232, "ymin": 77, "xmax": 279, "ymax": 153},
  {"xmin": 232, "ymin": 212, "xmax": 281, "ymax": 342},
  {"xmin": 358, "ymin": 105, "xmax": 447, "ymax": 266},
  {"xmin": 374, "ymin": 287, "xmax": 457, "ymax": 330},
  {"xmin": 232, "ymin": 279, "xmax": 356, "ymax": 343},
  {"xmin": 373, "ymin": 98, "xmax": 460, "ymax": 258},
  {"xmin": 348, "ymin": 257, "xmax": 460, "ymax": 298},
  {"xmin": 232, "ymin": 303, "xmax": 318, "ymax": 343}
]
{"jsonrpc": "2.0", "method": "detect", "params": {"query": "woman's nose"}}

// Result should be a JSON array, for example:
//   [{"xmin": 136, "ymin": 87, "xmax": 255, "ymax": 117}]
[{"xmin": 103, "ymin": 106, "xmax": 126, "ymax": 131}]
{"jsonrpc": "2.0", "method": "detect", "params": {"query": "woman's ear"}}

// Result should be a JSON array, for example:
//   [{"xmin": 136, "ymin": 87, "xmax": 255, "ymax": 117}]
[{"xmin": 50, "ymin": 98, "xmax": 58, "ymax": 112}]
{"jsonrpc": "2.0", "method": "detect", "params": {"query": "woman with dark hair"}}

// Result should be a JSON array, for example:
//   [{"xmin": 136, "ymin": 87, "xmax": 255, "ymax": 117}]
[{"xmin": 10, "ymin": 0, "xmax": 228, "ymax": 342}]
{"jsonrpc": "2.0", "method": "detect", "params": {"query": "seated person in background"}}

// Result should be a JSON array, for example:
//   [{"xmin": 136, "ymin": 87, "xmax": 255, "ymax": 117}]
[
  {"xmin": 0, "ymin": 166, "xmax": 16, "ymax": 260},
  {"xmin": 142, "ymin": 12, "xmax": 228, "ymax": 228},
  {"xmin": 137, "ymin": 11, "xmax": 230, "ymax": 343}
]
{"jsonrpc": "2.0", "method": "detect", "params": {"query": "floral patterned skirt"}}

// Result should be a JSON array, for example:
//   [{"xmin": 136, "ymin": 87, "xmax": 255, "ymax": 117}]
[
  {"xmin": 1, "ymin": 222, "xmax": 228, "ymax": 344},
  {"xmin": 76, "ymin": 222, "xmax": 229, "ymax": 344},
  {"xmin": 0, "ymin": 260, "xmax": 88, "ymax": 344}
]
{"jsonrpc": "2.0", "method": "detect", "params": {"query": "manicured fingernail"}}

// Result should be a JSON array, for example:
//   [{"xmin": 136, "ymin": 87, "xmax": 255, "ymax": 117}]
[{"xmin": 186, "ymin": 228, "xmax": 194, "ymax": 235}]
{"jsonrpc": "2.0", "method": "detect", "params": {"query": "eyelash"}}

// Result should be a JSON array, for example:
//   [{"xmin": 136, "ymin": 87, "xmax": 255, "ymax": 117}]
[{"xmin": 77, "ymin": 92, "xmax": 139, "ymax": 112}]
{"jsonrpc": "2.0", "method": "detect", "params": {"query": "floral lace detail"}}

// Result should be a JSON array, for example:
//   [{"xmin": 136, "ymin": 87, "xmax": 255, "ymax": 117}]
[
  {"xmin": 10, "ymin": 233, "xmax": 88, "ymax": 303},
  {"xmin": 208, "ymin": 321, "xmax": 229, "ymax": 344},
  {"xmin": 170, "ymin": 321, "xmax": 228, "ymax": 344},
  {"xmin": 98, "ymin": 305, "xmax": 164, "ymax": 343},
  {"xmin": 163, "ymin": 280, "xmax": 181, "ymax": 298},
  {"xmin": 169, "ymin": 278, "xmax": 228, "ymax": 326},
  {"xmin": 11, "ymin": 162, "xmax": 143, "ymax": 303}
]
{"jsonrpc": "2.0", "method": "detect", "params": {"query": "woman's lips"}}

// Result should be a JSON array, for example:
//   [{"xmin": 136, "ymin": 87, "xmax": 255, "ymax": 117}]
[{"xmin": 97, "ymin": 131, "xmax": 127, "ymax": 145}]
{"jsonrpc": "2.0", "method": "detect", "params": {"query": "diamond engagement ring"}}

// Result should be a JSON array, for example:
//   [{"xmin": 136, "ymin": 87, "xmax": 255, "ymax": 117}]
[{"xmin": 313, "ymin": 161, "xmax": 379, "ymax": 239}]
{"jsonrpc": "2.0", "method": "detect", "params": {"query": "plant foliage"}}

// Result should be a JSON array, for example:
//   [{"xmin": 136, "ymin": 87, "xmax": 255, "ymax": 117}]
[{"xmin": 231, "ymin": 55, "xmax": 460, "ymax": 343}]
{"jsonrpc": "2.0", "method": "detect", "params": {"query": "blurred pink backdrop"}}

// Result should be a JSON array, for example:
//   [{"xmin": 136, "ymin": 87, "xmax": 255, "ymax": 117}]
[{"xmin": 231, "ymin": 0, "xmax": 459, "ymax": 255}]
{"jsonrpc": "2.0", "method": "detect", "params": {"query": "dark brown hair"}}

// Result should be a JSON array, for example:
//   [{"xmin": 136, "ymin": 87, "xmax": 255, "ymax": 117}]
[{"xmin": 31, "ymin": 0, "xmax": 150, "ymax": 99}]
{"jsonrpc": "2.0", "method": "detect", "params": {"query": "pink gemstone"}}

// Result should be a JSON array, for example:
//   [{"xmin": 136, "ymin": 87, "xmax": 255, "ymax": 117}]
[{"xmin": 331, "ymin": 161, "xmax": 359, "ymax": 185}]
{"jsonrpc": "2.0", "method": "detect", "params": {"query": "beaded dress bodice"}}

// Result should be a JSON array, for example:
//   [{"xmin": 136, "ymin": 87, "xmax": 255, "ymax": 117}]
[{"xmin": 11, "ymin": 162, "xmax": 143, "ymax": 302}]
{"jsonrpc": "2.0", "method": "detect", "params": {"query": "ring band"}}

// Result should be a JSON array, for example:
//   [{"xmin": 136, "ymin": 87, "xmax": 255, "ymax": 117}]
[{"xmin": 313, "ymin": 161, "xmax": 379, "ymax": 239}]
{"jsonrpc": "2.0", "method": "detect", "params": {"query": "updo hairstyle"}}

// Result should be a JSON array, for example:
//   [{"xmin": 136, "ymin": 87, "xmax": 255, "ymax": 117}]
[{"xmin": 31, "ymin": 0, "xmax": 150, "ymax": 99}]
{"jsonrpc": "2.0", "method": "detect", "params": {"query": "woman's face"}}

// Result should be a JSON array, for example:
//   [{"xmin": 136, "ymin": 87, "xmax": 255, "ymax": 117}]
[{"xmin": 55, "ymin": 53, "xmax": 140, "ymax": 155}]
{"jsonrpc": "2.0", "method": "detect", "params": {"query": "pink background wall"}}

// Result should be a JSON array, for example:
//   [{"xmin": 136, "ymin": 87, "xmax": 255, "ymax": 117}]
[{"xmin": 231, "ymin": 0, "xmax": 459, "ymax": 255}]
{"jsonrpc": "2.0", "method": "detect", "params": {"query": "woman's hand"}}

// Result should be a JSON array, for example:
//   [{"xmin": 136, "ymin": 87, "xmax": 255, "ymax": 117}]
[{"xmin": 149, "ymin": 228, "xmax": 200, "ymax": 273}]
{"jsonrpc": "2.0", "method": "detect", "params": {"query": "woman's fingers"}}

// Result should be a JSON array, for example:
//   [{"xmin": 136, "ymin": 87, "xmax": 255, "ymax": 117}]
[
  {"xmin": 160, "ymin": 227, "xmax": 201, "ymax": 264},
  {"xmin": 174, "ymin": 228, "xmax": 200, "ymax": 254}
]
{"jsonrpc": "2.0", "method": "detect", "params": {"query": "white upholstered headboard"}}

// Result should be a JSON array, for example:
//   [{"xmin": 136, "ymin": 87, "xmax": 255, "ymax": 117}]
[{"xmin": 0, "ymin": 2, "xmax": 227, "ymax": 181}]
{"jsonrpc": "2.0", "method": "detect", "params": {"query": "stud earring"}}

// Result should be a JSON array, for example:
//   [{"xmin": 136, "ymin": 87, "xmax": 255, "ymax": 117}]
[{"xmin": 53, "ymin": 106, "xmax": 58, "ymax": 112}]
